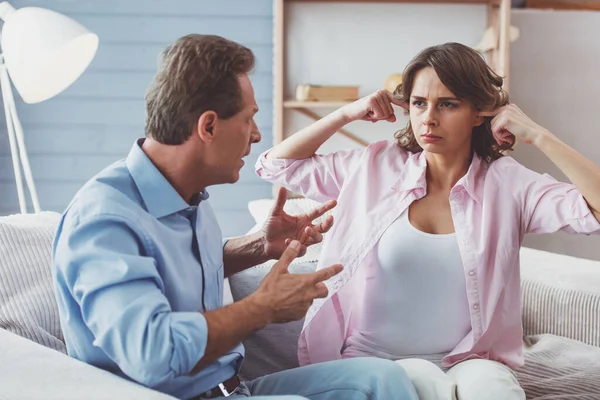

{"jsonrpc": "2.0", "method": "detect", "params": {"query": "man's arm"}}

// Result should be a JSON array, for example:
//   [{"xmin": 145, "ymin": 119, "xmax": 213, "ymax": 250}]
[
  {"xmin": 195, "ymin": 240, "xmax": 342, "ymax": 371},
  {"xmin": 56, "ymin": 213, "xmax": 341, "ymax": 383},
  {"xmin": 54, "ymin": 215, "xmax": 210, "ymax": 387},
  {"xmin": 222, "ymin": 232, "xmax": 269, "ymax": 278}
]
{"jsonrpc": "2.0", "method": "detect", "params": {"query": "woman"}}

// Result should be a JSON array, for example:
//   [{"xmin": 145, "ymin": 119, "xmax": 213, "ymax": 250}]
[{"xmin": 255, "ymin": 43, "xmax": 600, "ymax": 400}]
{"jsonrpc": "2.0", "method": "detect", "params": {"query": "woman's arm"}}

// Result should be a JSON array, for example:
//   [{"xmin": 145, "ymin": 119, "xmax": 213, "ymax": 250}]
[
  {"xmin": 535, "ymin": 132, "xmax": 600, "ymax": 221},
  {"xmin": 481, "ymin": 104, "xmax": 600, "ymax": 222},
  {"xmin": 267, "ymin": 90, "xmax": 404, "ymax": 160}
]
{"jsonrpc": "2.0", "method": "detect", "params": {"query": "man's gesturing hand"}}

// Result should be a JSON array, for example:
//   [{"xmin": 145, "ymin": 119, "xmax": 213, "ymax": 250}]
[{"xmin": 251, "ymin": 240, "xmax": 343, "ymax": 324}]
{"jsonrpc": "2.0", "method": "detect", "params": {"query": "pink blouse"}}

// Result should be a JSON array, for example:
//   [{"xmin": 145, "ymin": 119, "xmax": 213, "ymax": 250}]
[{"xmin": 255, "ymin": 140, "xmax": 600, "ymax": 369}]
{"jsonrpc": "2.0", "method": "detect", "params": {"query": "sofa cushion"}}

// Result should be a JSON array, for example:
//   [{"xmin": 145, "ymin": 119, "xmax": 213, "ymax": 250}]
[
  {"xmin": 0, "ymin": 328, "xmax": 175, "ymax": 399},
  {"xmin": 516, "ymin": 334, "xmax": 600, "ymax": 399},
  {"xmin": 0, "ymin": 212, "xmax": 66, "ymax": 353},
  {"xmin": 520, "ymin": 247, "xmax": 600, "ymax": 347},
  {"xmin": 229, "ymin": 260, "xmax": 318, "ymax": 381}
]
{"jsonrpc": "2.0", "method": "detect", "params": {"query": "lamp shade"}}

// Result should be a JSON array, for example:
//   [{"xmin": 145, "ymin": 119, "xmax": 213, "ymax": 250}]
[{"xmin": 0, "ymin": 2, "xmax": 99, "ymax": 104}]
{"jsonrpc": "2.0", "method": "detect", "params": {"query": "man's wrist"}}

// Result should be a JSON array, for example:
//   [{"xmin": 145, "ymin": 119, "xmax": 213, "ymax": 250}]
[
  {"xmin": 254, "ymin": 230, "xmax": 272, "ymax": 261},
  {"xmin": 243, "ymin": 292, "xmax": 274, "ymax": 327}
]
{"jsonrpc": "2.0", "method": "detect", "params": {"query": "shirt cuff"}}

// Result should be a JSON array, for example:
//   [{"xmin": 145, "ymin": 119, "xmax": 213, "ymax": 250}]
[{"xmin": 169, "ymin": 312, "xmax": 209, "ymax": 376}]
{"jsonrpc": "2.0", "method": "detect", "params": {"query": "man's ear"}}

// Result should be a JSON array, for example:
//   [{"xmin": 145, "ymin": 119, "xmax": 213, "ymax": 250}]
[{"xmin": 196, "ymin": 111, "xmax": 218, "ymax": 143}]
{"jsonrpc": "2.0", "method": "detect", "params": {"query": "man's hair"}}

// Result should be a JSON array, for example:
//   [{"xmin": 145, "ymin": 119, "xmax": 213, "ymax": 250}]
[
  {"xmin": 393, "ymin": 42, "xmax": 512, "ymax": 163},
  {"xmin": 145, "ymin": 34, "xmax": 255, "ymax": 145}
]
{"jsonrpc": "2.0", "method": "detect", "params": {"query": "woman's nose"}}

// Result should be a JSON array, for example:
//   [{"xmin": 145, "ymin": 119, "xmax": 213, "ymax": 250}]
[{"xmin": 422, "ymin": 108, "xmax": 437, "ymax": 126}]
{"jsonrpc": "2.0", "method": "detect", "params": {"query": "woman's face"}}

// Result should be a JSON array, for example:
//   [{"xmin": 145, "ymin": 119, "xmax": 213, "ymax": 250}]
[{"xmin": 409, "ymin": 67, "xmax": 484, "ymax": 155}]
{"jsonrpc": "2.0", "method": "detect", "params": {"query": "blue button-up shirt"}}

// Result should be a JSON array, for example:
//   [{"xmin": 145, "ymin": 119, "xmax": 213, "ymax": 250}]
[{"xmin": 52, "ymin": 139, "xmax": 244, "ymax": 399}]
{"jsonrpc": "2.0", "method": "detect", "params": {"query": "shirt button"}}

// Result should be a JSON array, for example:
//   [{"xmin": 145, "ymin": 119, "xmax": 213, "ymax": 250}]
[
  {"xmin": 469, "ymin": 270, "xmax": 475, "ymax": 276},
  {"xmin": 473, "ymin": 303, "xmax": 480, "ymax": 310}
]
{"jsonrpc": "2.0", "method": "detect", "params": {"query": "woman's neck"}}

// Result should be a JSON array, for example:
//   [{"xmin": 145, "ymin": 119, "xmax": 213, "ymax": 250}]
[{"xmin": 424, "ymin": 150, "xmax": 472, "ymax": 192}]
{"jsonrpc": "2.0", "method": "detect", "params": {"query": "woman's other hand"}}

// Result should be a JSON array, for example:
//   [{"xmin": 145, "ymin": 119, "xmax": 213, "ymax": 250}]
[{"xmin": 479, "ymin": 104, "xmax": 550, "ymax": 147}]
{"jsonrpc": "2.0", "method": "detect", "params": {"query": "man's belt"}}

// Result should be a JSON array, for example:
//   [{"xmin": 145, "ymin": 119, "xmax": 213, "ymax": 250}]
[{"xmin": 192, "ymin": 375, "xmax": 241, "ymax": 399}]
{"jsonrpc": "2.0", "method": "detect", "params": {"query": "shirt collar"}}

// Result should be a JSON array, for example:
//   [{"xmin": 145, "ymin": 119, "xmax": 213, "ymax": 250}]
[
  {"xmin": 393, "ymin": 150, "xmax": 486, "ymax": 204},
  {"xmin": 126, "ymin": 139, "xmax": 209, "ymax": 218}
]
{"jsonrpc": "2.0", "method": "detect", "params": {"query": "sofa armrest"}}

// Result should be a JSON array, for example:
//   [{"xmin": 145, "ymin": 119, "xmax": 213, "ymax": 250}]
[
  {"xmin": 0, "ymin": 329, "xmax": 176, "ymax": 400},
  {"xmin": 520, "ymin": 247, "xmax": 600, "ymax": 347}
]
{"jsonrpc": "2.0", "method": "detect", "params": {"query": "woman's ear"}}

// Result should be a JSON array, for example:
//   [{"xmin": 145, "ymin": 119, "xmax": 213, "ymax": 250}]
[
  {"xmin": 196, "ymin": 111, "xmax": 218, "ymax": 143},
  {"xmin": 473, "ymin": 114, "xmax": 485, "ymax": 127}
]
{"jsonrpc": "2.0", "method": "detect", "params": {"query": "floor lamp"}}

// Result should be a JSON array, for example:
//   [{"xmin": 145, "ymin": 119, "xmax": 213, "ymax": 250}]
[{"xmin": 0, "ymin": 1, "xmax": 98, "ymax": 214}]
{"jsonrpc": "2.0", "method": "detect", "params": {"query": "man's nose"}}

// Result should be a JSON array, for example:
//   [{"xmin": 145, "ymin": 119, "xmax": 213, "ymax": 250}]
[{"xmin": 251, "ymin": 122, "xmax": 261, "ymax": 143}]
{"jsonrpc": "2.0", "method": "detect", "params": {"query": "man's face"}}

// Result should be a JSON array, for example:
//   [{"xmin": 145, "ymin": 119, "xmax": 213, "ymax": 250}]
[{"xmin": 211, "ymin": 74, "xmax": 262, "ymax": 184}]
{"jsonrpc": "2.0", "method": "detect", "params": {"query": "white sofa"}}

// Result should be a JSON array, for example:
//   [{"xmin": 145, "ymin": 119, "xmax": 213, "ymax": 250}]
[{"xmin": 1, "ymin": 206, "xmax": 600, "ymax": 400}]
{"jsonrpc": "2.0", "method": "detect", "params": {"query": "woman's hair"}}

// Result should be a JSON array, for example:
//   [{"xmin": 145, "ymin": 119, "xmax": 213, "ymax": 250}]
[{"xmin": 393, "ymin": 42, "xmax": 512, "ymax": 163}]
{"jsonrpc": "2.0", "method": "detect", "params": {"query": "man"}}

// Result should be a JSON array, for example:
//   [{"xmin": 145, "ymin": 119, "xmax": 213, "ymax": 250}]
[{"xmin": 52, "ymin": 34, "xmax": 417, "ymax": 400}]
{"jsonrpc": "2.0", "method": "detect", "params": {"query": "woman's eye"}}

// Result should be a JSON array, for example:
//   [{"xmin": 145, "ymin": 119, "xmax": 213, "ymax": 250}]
[
  {"xmin": 440, "ymin": 102, "xmax": 456, "ymax": 108},
  {"xmin": 412, "ymin": 101, "xmax": 425, "ymax": 107}
]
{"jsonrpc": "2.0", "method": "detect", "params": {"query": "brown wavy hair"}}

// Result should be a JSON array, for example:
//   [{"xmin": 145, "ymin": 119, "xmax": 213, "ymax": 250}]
[
  {"xmin": 145, "ymin": 35, "xmax": 255, "ymax": 145},
  {"xmin": 393, "ymin": 42, "xmax": 512, "ymax": 163}
]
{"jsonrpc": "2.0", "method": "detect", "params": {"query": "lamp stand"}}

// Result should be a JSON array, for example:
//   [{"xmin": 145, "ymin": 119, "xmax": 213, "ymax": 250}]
[{"xmin": 0, "ymin": 54, "xmax": 40, "ymax": 214}]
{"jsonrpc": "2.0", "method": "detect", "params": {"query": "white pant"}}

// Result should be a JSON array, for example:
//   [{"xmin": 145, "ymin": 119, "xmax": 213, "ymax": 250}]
[{"xmin": 395, "ymin": 358, "xmax": 526, "ymax": 400}]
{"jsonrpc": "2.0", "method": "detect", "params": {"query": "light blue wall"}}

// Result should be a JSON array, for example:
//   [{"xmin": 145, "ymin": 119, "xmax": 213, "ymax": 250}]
[{"xmin": 0, "ymin": 0, "xmax": 273, "ymax": 236}]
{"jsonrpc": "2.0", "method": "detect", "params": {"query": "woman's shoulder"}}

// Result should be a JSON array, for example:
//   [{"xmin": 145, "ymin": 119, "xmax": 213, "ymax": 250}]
[
  {"xmin": 364, "ymin": 139, "xmax": 412, "ymax": 161},
  {"xmin": 488, "ymin": 154, "xmax": 528, "ymax": 175},
  {"xmin": 486, "ymin": 155, "xmax": 546, "ymax": 187}
]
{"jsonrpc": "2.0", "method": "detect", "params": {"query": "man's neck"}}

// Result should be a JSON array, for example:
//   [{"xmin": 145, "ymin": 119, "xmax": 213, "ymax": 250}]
[{"xmin": 141, "ymin": 137, "xmax": 209, "ymax": 204}]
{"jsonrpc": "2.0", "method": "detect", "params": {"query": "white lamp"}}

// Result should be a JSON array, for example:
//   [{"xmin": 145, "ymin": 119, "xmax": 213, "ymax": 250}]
[{"xmin": 0, "ymin": 1, "xmax": 99, "ymax": 213}]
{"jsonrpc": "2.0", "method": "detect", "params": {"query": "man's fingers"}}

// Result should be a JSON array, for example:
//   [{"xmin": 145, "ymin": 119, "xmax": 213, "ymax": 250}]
[
  {"xmin": 306, "ymin": 227, "xmax": 323, "ymax": 244},
  {"xmin": 297, "ymin": 245, "xmax": 307, "ymax": 258},
  {"xmin": 308, "ymin": 264, "xmax": 343, "ymax": 285},
  {"xmin": 312, "ymin": 282, "xmax": 329, "ymax": 299},
  {"xmin": 318, "ymin": 215, "xmax": 334, "ymax": 233},
  {"xmin": 305, "ymin": 200, "xmax": 336, "ymax": 221},
  {"xmin": 273, "ymin": 240, "xmax": 301, "ymax": 272},
  {"xmin": 271, "ymin": 186, "xmax": 287, "ymax": 215}
]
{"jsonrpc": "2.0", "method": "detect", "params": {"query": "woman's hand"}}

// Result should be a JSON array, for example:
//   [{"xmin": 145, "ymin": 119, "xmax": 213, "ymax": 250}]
[
  {"xmin": 341, "ymin": 90, "xmax": 407, "ymax": 124},
  {"xmin": 479, "ymin": 104, "xmax": 550, "ymax": 147}
]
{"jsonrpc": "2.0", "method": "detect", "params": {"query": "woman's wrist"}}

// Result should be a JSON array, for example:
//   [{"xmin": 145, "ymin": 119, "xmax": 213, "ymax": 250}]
[
  {"xmin": 532, "ymin": 127, "xmax": 556, "ymax": 150},
  {"xmin": 335, "ymin": 105, "xmax": 356, "ymax": 126}
]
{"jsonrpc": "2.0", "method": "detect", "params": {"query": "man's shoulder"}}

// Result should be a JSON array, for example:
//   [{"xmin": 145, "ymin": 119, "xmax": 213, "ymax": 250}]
[{"xmin": 65, "ymin": 159, "xmax": 147, "ymax": 227}]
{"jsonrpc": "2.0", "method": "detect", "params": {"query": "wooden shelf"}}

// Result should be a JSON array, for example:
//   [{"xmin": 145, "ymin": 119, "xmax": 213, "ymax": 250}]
[
  {"xmin": 274, "ymin": 0, "xmax": 512, "ymax": 148},
  {"xmin": 284, "ymin": 100, "xmax": 354, "ymax": 109},
  {"xmin": 286, "ymin": 0, "xmax": 501, "ymax": 4},
  {"xmin": 525, "ymin": 0, "xmax": 600, "ymax": 10}
]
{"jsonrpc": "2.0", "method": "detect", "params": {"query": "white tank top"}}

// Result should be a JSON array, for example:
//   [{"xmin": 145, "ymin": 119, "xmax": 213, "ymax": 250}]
[{"xmin": 342, "ymin": 209, "xmax": 471, "ymax": 367}]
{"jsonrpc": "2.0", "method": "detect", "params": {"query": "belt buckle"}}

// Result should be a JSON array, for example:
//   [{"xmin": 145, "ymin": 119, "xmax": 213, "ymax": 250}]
[{"xmin": 218, "ymin": 382, "xmax": 231, "ymax": 397}]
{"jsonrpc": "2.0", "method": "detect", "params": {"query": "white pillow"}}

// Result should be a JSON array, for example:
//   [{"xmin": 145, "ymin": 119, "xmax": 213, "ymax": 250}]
[{"xmin": 0, "ymin": 212, "xmax": 66, "ymax": 353}]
